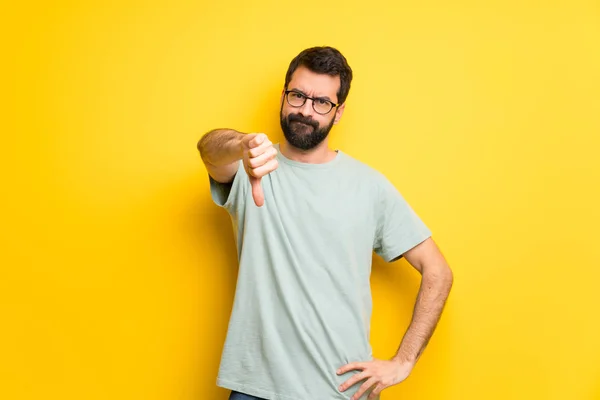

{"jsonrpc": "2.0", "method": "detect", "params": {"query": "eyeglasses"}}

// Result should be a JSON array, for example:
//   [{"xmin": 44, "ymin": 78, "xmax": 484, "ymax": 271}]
[{"xmin": 284, "ymin": 90, "xmax": 339, "ymax": 115}]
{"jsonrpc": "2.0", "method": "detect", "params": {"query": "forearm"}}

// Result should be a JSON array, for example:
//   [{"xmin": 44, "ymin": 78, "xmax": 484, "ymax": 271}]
[
  {"xmin": 197, "ymin": 128, "xmax": 245, "ymax": 166},
  {"xmin": 392, "ymin": 266, "xmax": 453, "ymax": 365}
]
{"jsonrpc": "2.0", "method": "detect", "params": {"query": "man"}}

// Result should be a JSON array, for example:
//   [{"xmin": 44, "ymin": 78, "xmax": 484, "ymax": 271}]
[{"xmin": 198, "ymin": 46, "xmax": 453, "ymax": 400}]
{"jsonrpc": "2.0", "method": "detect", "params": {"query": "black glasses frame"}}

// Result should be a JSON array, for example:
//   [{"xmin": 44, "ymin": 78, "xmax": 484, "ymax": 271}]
[{"xmin": 284, "ymin": 90, "xmax": 339, "ymax": 115}]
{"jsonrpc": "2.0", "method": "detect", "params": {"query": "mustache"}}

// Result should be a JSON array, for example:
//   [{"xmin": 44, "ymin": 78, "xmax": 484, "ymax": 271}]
[{"xmin": 288, "ymin": 113, "xmax": 319, "ymax": 129}]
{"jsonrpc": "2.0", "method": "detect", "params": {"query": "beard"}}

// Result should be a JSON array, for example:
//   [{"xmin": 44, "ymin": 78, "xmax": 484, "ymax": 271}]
[{"xmin": 280, "ymin": 110, "xmax": 335, "ymax": 151}]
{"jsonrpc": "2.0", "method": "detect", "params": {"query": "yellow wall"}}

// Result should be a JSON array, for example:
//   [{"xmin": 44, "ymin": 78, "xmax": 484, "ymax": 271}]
[{"xmin": 2, "ymin": 1, "xmax": 599, "ymax": 399}]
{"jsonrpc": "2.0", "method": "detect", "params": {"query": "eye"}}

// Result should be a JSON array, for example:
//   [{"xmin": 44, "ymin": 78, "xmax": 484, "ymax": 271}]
[
  {"xmin": 316, "ymin": 98, "xmax": 329, "ymax": 106},
  {"xmin": 291, "ymin": 92, "xmax": 304, "ymax": 99}
]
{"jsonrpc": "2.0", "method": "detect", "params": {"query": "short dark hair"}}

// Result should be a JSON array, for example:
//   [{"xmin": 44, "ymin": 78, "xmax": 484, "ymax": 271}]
[{"xmin": 284, "ymin": 46, "xmax": 353, "ymax": 105}]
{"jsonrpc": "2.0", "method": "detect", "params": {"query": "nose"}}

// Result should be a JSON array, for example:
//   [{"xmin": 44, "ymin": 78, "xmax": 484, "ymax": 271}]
[{"xmin": 298, "ymin": 97, "xmax": 315, "ymax": 117}]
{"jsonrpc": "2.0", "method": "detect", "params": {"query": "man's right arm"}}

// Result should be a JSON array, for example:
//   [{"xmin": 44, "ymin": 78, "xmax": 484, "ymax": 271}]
[
  {"xmin": 197, "ymin": 129, "xmax": 244, "ymax": 184},
  {"xmin": 198, "ymin": 129, "xmax": 278, "ymax": 207}
]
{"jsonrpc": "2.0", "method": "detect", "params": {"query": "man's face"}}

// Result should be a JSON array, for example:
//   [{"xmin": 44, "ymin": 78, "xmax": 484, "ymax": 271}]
[{"xmin": 280, "ymin": 66, "xmax": 345, "ymax": 151}]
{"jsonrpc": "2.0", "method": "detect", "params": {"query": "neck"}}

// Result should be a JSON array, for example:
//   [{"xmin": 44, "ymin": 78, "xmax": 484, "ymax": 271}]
[{"xmin": 280, "ymin": 140, "xmax": 337, "ymax": 164}]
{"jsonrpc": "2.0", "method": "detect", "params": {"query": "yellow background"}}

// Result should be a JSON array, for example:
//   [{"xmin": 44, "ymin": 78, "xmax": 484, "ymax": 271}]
[{"xmin": 2, "ymin": 1, "xmax": 599, "ymax": 399}]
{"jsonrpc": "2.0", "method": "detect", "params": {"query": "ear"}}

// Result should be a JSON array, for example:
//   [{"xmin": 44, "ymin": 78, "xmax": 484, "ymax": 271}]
[
  {"xmin": 280, "ymin": 89, "xmax": 286, "ymax": 106},
  {"xmin": 333, "ymin": 103, "xmax": 346, "ymax": 125}
]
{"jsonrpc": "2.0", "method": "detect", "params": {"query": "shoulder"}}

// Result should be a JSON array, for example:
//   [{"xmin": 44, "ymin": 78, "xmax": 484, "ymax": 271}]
[{"xmin": 338, "ymin": 150, "xmax": 392, "ymax": 190}]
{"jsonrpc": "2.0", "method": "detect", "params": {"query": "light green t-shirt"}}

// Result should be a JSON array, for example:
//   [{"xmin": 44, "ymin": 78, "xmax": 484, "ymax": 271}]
[{"xmin": 209, "ymin": 143, "xmax": 431, "ymax": 400}]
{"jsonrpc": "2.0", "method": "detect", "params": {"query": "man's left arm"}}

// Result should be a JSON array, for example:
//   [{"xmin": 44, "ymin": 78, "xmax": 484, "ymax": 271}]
[{"xmin": 337, "ymin": 237, "xmax": 453, "ymax": 400}]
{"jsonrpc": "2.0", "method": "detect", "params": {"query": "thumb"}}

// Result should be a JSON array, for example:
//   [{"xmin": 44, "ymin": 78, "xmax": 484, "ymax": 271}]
[{"xmin": 249, "ymin": 176, "xmax": 264, "ymax": 207}]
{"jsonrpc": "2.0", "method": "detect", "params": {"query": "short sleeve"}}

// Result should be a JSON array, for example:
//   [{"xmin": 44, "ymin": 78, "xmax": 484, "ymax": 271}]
[
  {"xmin": 209, "ymin": 160, "xmax": 247, "ymax": 212},
  {"xmin": 373, "ymin": 176, "xmax": 432, "ymax": 262}
]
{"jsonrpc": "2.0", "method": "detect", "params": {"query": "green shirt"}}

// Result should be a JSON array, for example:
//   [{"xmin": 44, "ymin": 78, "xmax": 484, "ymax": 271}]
[{"xmin": 210, "ymin": 143, "xmax": 431, "ymax": 399}]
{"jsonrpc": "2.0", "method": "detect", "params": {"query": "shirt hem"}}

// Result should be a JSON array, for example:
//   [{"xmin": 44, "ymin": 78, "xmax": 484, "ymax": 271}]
[
  {"xmin": 382, "ymin": 231, "xmax": 432, "ymax": 262},
  {"xmin": 217, "ymin": 377, "xmax": 301, "ymax": 400}
]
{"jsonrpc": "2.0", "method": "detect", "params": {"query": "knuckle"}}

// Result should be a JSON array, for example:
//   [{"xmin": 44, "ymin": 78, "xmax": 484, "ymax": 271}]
[
  {"xmin": 256, "ymin": 134, "xmax": 267, "ymax": 145},
  {"xmin": 249, "ymin": 168, "xmax": 261, "ymax": 178},
  {"xmin": 249, "ymin": 148, "xmax": 260, "ymax": 158}
]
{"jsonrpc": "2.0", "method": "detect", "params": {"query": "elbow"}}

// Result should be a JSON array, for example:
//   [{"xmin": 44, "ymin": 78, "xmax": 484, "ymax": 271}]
[
  {"xmin": 440, "ymin": 265, "xmax": 454, "ymax": 293},
  {"xmin": 444, "ymin": 266, "xmax": 454, "ymax": 289},
  {"xmin": 425, "ymin": 263, "xmax": 454, "ymax": 291}
]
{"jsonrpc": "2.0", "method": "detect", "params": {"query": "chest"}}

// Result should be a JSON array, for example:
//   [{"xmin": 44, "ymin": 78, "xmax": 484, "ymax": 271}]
[{"xmin": 263, "ymin": 167, "xmax": 377, "ymax": 245}]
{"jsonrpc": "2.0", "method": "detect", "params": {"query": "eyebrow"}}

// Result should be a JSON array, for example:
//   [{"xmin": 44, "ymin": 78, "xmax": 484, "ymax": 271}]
[{"xmin": 291, "ymin": 88, "xmax": 333, "ymax": 103}]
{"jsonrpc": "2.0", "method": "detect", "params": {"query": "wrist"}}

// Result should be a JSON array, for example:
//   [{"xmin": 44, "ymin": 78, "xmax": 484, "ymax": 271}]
[{"xmin": 391, "ymin": 354, "xmax": 416, "ymax": 368}]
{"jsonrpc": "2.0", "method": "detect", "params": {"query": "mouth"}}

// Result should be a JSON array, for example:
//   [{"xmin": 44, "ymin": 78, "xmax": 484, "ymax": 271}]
[{"xmin": 291, "ymin": 120, "xmax": 315, "ymax": 130}]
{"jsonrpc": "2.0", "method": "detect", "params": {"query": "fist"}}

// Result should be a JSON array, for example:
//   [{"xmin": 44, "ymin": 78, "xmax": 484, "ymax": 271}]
[{"xmin": 241, "ymin": 133, "xmax": 278, "ymax": 207}]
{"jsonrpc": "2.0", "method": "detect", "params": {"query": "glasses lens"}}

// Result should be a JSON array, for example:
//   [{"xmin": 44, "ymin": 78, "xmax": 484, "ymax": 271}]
[
  {"xmin": 313, "ymin": 98, "xmax": 333, "ymax": 114},
  {"xmin": 287, "ymin": 92, "xmax": 305, "ymax": 107}
]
